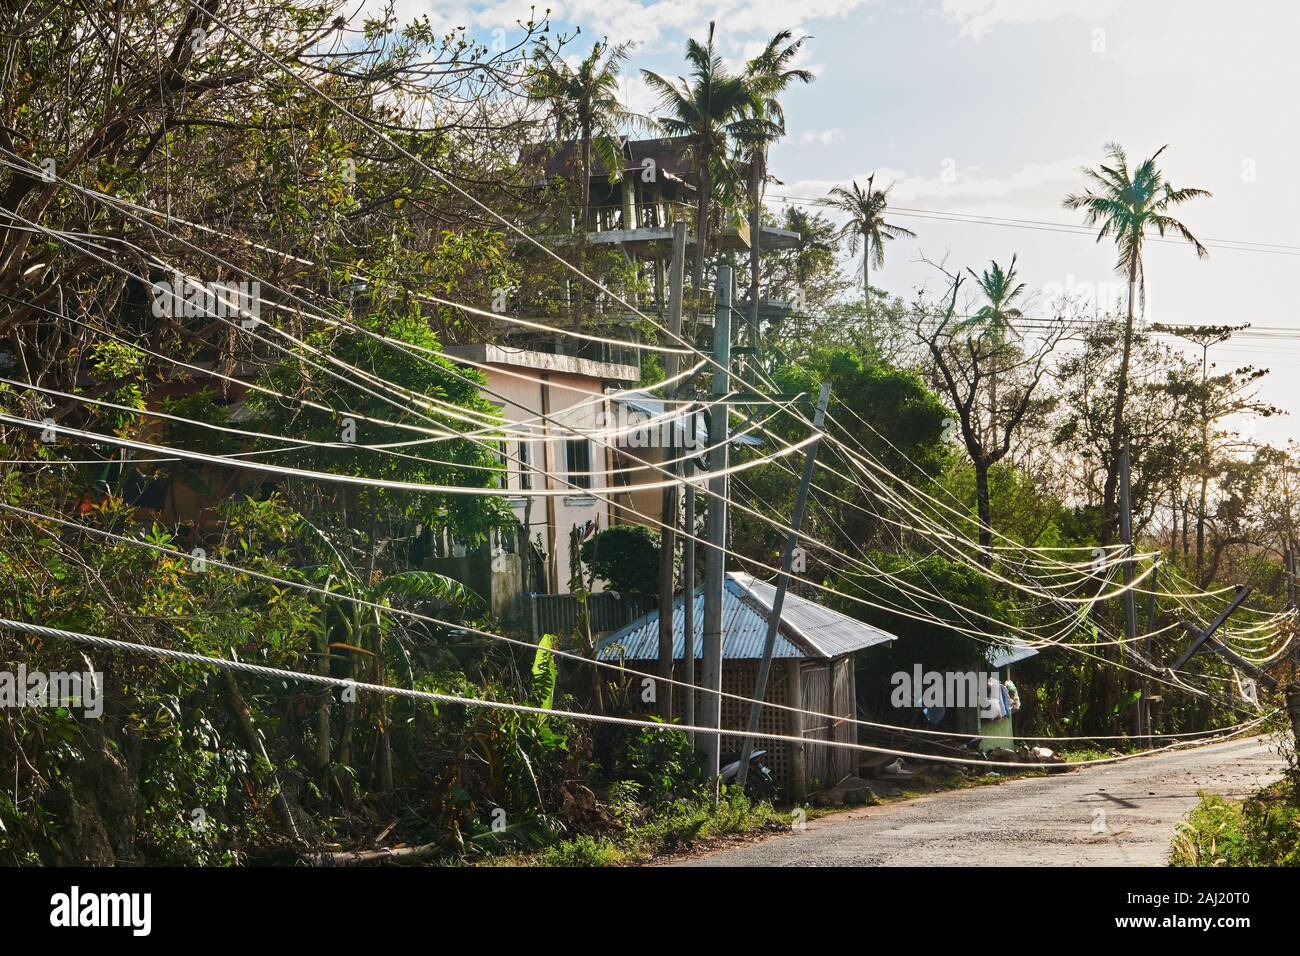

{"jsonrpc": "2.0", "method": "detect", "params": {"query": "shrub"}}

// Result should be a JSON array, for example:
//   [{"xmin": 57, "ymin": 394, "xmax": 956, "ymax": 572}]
[
  {"xmin": 1171, "ymin": 781, "xmax": 1300, "ymax": 866},
  {"xmin": 579, "ymin": 525, "xmax": 661, "ymax": 595}
]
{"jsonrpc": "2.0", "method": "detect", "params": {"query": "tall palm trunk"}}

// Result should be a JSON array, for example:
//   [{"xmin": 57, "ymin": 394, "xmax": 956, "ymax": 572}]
[
  {"xmin": 690, "ymin": 162, "xmax": 713, "ymax": 330},
  {"xmin": 862, "ymin": 248, "xmax": 872, "ymax": 341},
  {"xmin": 1102, "ymin": 254, "xmax": 1139, "ymax": 543},
  {"xmin": 580, "ymin": 119, "xmax": 592, "ymax": 230},
  {"xmin": 574, "ymin": 119, "xmax": 592, "ymax": 332}
]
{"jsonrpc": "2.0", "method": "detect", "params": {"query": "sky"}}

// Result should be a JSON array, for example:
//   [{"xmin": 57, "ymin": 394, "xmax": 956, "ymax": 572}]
[{"xmin": 364, "ymin": 0, "xmax": 1300, "ymax": 444}]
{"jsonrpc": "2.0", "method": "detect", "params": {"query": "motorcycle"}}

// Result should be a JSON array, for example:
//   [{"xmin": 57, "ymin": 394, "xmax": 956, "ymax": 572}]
[{"xmin": 718, "ymin": 748, "xmax": 776, "ymax": 800}]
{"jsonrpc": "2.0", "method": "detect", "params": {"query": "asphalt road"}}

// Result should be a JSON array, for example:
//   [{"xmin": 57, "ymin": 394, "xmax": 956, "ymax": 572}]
[{"xmin": 676, "ymin": 736, "xmax": 1285, "ymax": 866}]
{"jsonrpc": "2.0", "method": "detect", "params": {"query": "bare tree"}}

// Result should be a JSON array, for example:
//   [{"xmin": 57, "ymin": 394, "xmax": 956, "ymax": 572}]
[{"xmin": 915, "ymin": 260, "xmax": 1067, "ymax": 564}]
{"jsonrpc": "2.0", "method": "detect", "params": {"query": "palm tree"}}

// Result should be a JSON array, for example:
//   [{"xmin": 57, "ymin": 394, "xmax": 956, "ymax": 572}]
[
  {"xmin": 960, "ymin": 256, "xmax": 1026, "ymax": 342},
  {"xmin": 824, "ymin": 173, "xmax": 916, "ymax": 337},
  {"xmin": 737, "ymin": 31, "xmax": 812, "ymax": 355},
  {"xmin": 641, "ymin": 23, "xmax": 775, "ymax": 314},
  {"xmin": 1064, "ymin": 143, "xmax": 1210, "ymax": 541},
  {"xmin": 783, "ymin": 206, "xmax": 839, "ymax": 284},
  {"xmin": 959, "ymin": 255, "xmax": 1026, "ymax": 440},
  {"xmin": 528, "ymin": 39, "xmax": 638, "ymax": 232}
]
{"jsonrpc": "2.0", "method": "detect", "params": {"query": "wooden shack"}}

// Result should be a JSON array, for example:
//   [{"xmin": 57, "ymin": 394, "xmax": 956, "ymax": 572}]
[{"xmin": 597, "ymin": 572, "xmax": 897, "ymax": 799}]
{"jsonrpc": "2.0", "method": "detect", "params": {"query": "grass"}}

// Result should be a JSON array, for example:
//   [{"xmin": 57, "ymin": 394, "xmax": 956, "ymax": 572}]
[
  {"xmin": 1171, "ymin": 778, "xmax": 1300, "ymax": 866},
  {"xmin": 516, "ymin": 791, "xmax": 781, "ymax": 867},
  {"xmin": 498, "ymin": 757, "xmax": 1061, "ymax": 865}
]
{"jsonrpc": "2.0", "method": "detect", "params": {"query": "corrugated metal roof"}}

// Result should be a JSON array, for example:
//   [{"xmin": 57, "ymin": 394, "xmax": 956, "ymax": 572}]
[
  {"xmin": 986, "ymin": 640, "xmax": 1039, "ymax": 668},
  {"xmin": 597, "ymin": 572, "xmax": 896, "ymax": 662},
  {"xmin": 728, "ymin": 572, "xmax": 897, "ymax": 657}
]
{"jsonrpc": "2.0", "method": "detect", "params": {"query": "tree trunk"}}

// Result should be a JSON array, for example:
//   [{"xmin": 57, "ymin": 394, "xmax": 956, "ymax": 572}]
[
  {"xmin": 862, "ymin": 247, "xmax": 872, "ymax": 342},
  {"xmin": 374, "ymin": 607, "xmax": 394, "ymax": 801},
  {"xmin": 224, "ymin": 663, "xmax": 301, "ymax": 842},
  {"xmin": 690, "ymin": 163, "xmax": 712, "ymax": 331},
  {"xmin": 575, "ymin": 121, "xmax": 592, "ymax": 332},
  {"xmin": 314, "ymin": 616, "xmax": 332, "ymax": 785},
  {"xmin": 580, "ymin": 121, "xmax": 592, "ymax": 231},
  {"xmin": 1169, "ymin": 482, "xmax": 1178, "ymax": 552},
  {"xmin": 974, "ymin": 460, "xmax": 993, "ymax": 567},
  {"xmin": 1101, "ymin": 254, "xmax": 1139, "ymax": 544}
]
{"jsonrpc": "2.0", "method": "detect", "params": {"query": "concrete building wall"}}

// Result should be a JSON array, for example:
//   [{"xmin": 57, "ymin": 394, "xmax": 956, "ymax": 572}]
[{"xmin": 481, "ymin": 362, "xmax": 612, "ymax": 594}]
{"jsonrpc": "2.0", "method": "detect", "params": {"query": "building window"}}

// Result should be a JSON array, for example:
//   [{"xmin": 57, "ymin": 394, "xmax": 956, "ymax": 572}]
[
  {"xmin": 565, "ymin": 438, "xmax": 592, "ymax": 490},
  {"xmin": 516, "ymin": 439, "xmax": 532, "ymax": 490}
]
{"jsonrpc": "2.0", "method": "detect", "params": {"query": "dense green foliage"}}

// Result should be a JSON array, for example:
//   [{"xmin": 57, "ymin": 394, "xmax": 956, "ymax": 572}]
[
  {"xmin": 1, "ymin": 1, "xmax": 1296, "ymax": 869},
  {"xmin": 1172, "ymin": 780, "xmax": 1300, "ymax": 867},
  {"xmin": 580, "ymin": 525, "xmax": 662, "ymax": 595}
]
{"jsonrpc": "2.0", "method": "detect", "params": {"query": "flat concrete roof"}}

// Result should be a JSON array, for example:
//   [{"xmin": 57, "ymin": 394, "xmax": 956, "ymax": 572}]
[{"xmin": 444, "ymin": 343, "xmax": 641, "ymax": 384}]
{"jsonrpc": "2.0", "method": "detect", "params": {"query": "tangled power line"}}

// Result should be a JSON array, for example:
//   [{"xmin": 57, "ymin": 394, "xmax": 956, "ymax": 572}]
[{"xmin": 0, "ymin": 1, "xmax": 1291, "ymax": 781}]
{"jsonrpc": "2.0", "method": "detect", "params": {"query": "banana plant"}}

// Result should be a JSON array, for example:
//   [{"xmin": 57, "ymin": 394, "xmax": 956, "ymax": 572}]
[{"xmin": 298, "ymin": 553, "xmax": 484, "ymax": 803}]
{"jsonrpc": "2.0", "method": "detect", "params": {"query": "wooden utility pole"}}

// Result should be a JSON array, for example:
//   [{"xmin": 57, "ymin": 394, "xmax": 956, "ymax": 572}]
[
  {"xmin": 655, "ymin": 221, "xmax": 688, "ymax": 720},
  {"xmin": 1170, "ymin": 586, "xmax": 1253, "ymax": 671},
  {"xmin": 736, "ymin": 382, "xmax": 832, "ymax": 787},
  {"xmin": 700, "ymin": 262, "xmax": 732, "ymax": 785},
  {"xmin": 1119, "ymin": 444, "xmax": 1141, "ymax": 736}
]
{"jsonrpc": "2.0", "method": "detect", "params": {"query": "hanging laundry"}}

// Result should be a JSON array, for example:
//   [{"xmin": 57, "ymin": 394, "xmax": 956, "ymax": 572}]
[
  {"xmin": 1005, "ymin": 678, "xmax": 1021, "ymax": 714},
  {"xmin": 981, "ymin": 675, "xmax": 1006, "ymax": 720}
]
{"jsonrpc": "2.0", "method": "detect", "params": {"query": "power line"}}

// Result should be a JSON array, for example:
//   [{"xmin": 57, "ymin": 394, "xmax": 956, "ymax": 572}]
[
  {"xmin": 0, "ymin": 616, "xmax": 1271, "ymax": 769},
  {"xmin": 769, "ymin": 193, "xmax": 1300, "ymax": 258}
]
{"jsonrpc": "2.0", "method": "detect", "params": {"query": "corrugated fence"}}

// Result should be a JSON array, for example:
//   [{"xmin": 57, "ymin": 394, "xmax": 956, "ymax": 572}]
[{"xmin": 528, "ymin": 591, "xmax": 657, "ymax": 640}]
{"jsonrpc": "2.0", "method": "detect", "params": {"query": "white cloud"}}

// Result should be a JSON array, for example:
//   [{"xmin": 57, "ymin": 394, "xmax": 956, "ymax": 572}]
[
  {"xmin": 359, "ymin": 1, "xmax": 875, "ymax": 51},
  {"xmin": 796, "ymin": 128, "xmax": 844, "ymax": 147},
  {"xmin": 782, "ymin": 155, "xmax": 1090, "ymax": 218},
  {"xmin": 941, "ymin": 0, "xmax": 1121, "ymax": 40}
]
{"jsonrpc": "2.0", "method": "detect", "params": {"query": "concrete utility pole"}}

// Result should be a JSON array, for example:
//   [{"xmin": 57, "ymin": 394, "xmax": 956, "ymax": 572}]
[
  {"xmin": 746, "ymin": 152, "xmax": 763, "ymax": 384},
  {"xmin": 736, "ymin": 382, "xmax": 832, "ymax": 788},
  {"xmin": 1286, "ymin": 550, "xmax": 1300, "ymax": 750},
  {"xmin": 701, "ymin": 261, "xmax": 732, "ymax": 786},
  {"xmin": 1143, "ymin": 563, "xmax": 1159, "ymax": 743},
  {"xmin": 683, "ymin": 455, "xmax": 697, "ymax": 741},
  {"xmin": 1119, "ymin": 444, "xmax": 1140, "ymax": 736},
  {"xmin": 655, "ymin": 220, "xmax": 688, "ymax": 720}
]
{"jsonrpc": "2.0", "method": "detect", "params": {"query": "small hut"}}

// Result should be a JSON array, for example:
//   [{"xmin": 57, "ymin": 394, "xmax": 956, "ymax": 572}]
[{"xmin": 597, "ymin": 572, "xmax": 897, "ymax": 798}]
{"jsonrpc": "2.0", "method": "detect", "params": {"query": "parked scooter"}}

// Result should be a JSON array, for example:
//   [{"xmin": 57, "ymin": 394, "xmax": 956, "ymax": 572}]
[{"xmin": 718, "ymin": 749, "xmax": 776, "ymax": 799}]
